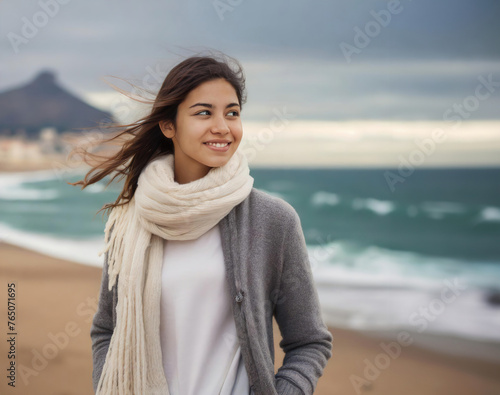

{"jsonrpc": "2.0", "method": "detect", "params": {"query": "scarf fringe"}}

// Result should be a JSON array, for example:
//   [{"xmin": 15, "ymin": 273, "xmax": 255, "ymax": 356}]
[
  {"xmin": 98, "ymin": 202, "xmax": 130, "ymax": 291},
  {"xmin": 96, "ymin": 294, "xmax": 143, "ymax": 394}
]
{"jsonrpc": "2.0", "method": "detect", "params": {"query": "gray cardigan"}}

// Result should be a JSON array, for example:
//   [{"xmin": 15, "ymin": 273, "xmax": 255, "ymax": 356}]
[{"xmin": 91, "ymin": 187, "xmax": 333, "ymax": 394}]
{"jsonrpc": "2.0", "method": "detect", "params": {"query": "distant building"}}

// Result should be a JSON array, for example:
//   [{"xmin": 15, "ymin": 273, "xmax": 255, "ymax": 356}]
[
  {"xmin": 0, "ymin": 137, "xmax": 43, "ymax": 161},
  {"xmin": 39, "ymin": 127, "xmax": 63, "ymax": 154}
]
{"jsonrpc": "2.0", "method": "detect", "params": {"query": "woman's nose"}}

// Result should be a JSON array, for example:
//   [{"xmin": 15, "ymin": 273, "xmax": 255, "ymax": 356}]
[{"xmin": 210, "ymin": 115, "xmax": 230, "ymax": 134}]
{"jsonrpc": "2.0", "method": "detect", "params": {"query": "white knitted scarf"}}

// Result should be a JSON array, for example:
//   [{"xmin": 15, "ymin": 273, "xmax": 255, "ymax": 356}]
[{"xmin": 95, "ymin": 149, "xmax": 254, "ymax": 394}]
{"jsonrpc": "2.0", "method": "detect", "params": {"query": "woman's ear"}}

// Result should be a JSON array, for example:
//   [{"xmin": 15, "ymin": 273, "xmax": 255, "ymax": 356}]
[{"xmin": 159, "ymin": 120, "xmax": 175, "ymax": 138}]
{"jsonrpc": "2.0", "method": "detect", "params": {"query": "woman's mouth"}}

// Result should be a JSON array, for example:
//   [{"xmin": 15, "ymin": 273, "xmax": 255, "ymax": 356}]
[{"xmin": 204, "ymin": 142, "xmax": 231, "ymax": 151}]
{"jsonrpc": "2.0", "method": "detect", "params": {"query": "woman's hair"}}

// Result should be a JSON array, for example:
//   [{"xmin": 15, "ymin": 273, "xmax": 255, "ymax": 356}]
[{"xmin": 68, "ymin": 50, "xmax": 247, "ymax": 218}]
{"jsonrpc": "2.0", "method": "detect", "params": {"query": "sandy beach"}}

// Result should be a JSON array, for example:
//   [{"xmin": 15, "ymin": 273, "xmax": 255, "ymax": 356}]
[{"xmin": 1, "ymin": 241, "xmax": 500, "ymax": 395}]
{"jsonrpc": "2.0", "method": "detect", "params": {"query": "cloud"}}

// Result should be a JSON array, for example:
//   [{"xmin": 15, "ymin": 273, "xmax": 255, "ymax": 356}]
[{"xmin": 1, "ymin": 0, "xmax": 499, "ymax": 121}]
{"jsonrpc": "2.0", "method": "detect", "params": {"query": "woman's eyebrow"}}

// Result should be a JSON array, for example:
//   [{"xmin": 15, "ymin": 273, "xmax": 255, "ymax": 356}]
[{"xmin": 189, "ymin": 102, "xmax": 240, "ymax": 109}]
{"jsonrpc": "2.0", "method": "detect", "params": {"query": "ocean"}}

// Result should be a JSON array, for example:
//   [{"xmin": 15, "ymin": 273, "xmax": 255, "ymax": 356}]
[{"xmin": 1, "ymin": 166, "xmax": 499, "ymax": 345}]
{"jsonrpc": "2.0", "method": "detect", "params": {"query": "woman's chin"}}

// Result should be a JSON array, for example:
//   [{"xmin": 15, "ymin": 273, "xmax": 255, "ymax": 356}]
[{"xmin": 205, "ymin": 155, "xmax": 234, "ymax": 169}]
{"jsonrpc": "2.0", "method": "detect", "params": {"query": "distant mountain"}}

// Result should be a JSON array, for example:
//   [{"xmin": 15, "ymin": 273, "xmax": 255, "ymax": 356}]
[{"xmin": 0, "ymin": 71, "xmax": 113, "ymax": 138}]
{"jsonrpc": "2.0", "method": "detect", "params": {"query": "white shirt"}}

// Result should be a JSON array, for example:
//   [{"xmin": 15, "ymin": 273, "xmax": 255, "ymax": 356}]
[{"xmin": 160, "ymin": 223, "xmax": 250, "ymax": 395}]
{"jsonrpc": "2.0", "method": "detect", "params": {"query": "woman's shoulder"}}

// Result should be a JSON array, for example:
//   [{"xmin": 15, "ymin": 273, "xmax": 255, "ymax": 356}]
[{"xmin": 246, "ymin": 187, "xmax": 300, "ymax": 225}]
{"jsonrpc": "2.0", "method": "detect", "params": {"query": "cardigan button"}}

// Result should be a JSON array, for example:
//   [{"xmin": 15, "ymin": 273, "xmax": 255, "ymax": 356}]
[{"xmin": 235, "ymin": 291, "xmax": 244, "ymax": 303}]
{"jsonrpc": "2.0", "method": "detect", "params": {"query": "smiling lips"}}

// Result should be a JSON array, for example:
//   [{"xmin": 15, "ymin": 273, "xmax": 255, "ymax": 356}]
[
  {"xmin": 204, "ymin": 141, "xmax": 231, "ymax": 151},
  {"xmin": 205, "ymin": 142, "xmax": 230, "ymax": 147}
]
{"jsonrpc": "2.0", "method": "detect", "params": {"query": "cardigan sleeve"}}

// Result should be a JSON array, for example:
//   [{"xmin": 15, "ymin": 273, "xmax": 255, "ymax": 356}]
[
  {"xmin": 273, "ymin": 208, "xmax": 333, "ymax": 394},
  {"xmin": 90, "ymin": 249, "xmax": 115, "ymax": 394}
]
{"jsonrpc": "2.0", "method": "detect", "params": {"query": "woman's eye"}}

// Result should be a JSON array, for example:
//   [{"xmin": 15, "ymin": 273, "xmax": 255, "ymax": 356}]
[{"xmin": 195, "ymin": 110, "xmax": 239, "ymax": 116}]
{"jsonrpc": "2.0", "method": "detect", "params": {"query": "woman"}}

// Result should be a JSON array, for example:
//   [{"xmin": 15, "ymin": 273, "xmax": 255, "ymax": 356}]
[{"xmin": 79, "ymin": 51, "xmax": 332, "ymax": 395}]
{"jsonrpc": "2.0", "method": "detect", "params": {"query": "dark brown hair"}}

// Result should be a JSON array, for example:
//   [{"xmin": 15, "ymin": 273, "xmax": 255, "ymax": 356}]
[{"xmin": 68, "ymin": 50, "xmax": 247, "ymax": 218}]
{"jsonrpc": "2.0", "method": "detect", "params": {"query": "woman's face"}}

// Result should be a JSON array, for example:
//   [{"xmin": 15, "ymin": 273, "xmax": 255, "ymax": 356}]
[{"xmin": 159, "ymin": 78, "xmax": 243, "ymax": 184}]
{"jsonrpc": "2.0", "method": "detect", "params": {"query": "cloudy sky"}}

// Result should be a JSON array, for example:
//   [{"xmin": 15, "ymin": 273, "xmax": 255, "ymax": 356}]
[{"xmin": 1, "ymin": 0, "xmax": 499, "ymax": 123}]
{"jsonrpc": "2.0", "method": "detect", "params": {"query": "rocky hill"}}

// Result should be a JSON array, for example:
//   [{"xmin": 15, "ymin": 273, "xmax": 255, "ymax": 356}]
[{"xmin": 0, "ymin": 71, "xmax": 113, "ymax": 138}]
